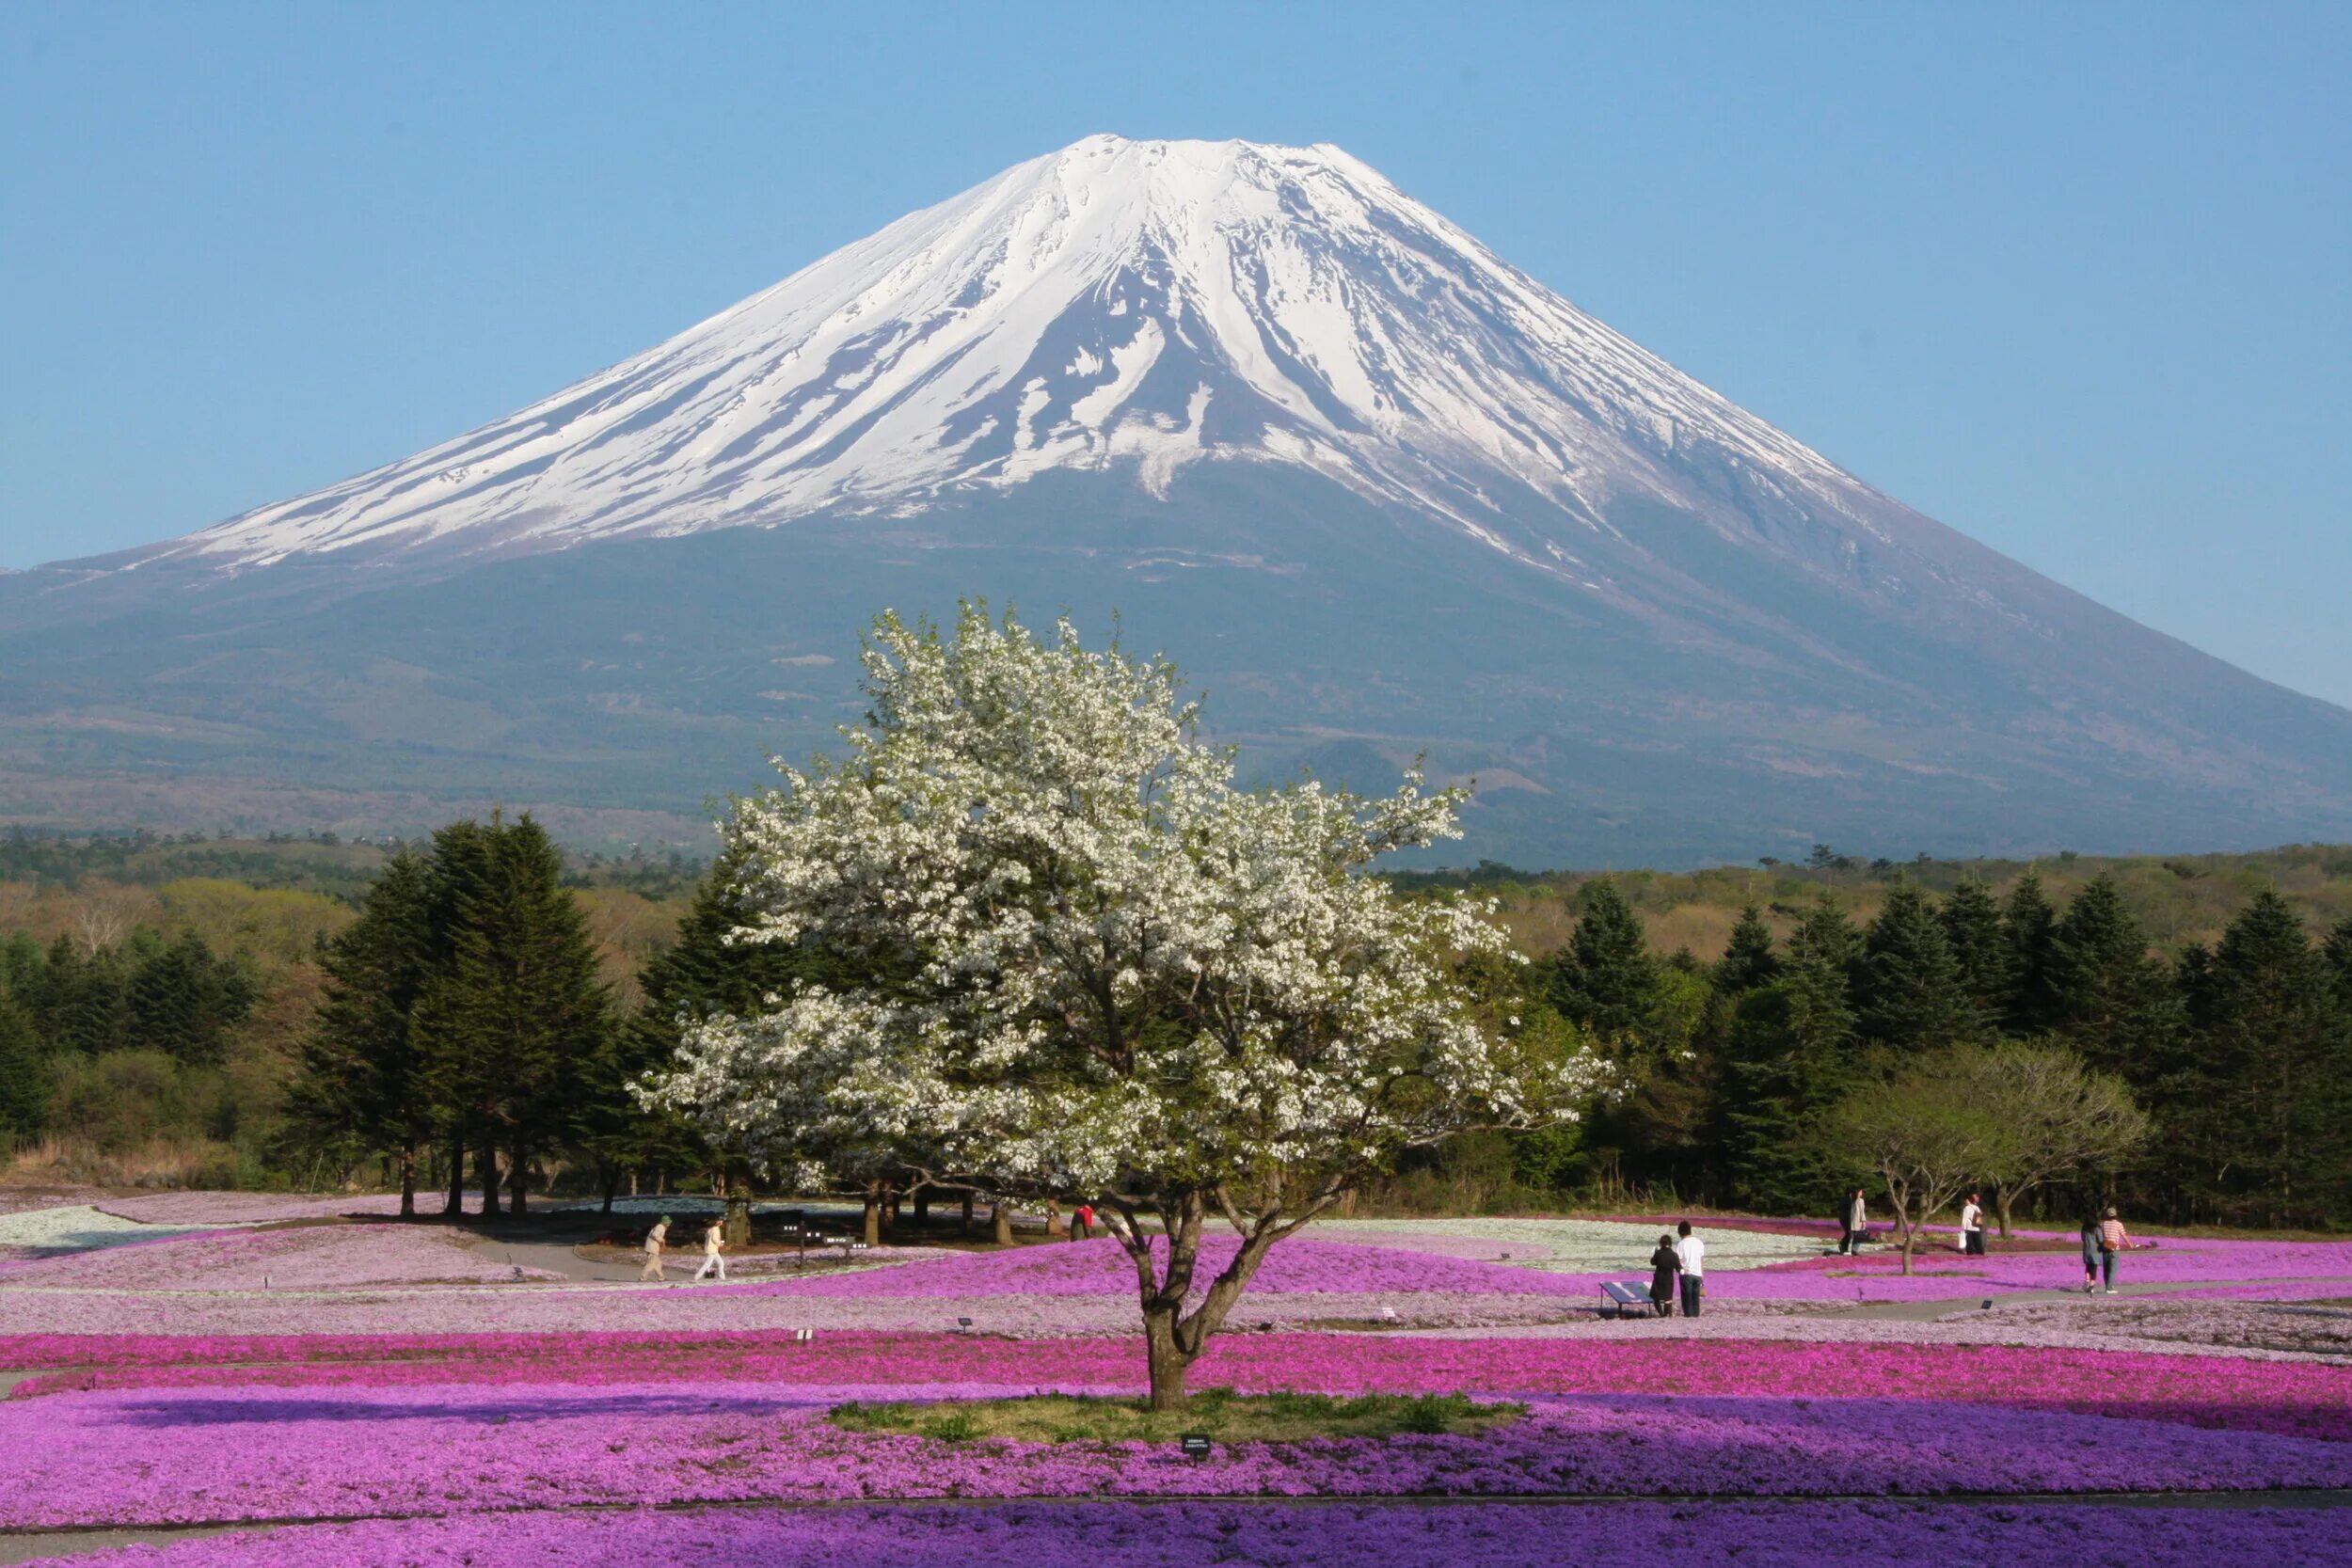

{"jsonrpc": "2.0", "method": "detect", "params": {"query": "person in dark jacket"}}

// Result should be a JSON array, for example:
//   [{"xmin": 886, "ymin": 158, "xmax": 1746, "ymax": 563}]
[{"xmin": 1648, "ymin": 1233, "xmax": 1680, "ymax": 1317}]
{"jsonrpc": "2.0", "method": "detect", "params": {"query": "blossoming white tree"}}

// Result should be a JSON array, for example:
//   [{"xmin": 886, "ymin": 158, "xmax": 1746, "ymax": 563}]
[{"xmin": 653, "ymin": 607, "xmax": 1603, "ymax": 1407}]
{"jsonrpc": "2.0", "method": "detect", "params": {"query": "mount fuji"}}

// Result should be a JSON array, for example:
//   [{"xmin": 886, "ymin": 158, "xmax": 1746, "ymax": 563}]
[{"xmin": 6, "ymin": 135, "xmax": 2349, "ymax": 863}]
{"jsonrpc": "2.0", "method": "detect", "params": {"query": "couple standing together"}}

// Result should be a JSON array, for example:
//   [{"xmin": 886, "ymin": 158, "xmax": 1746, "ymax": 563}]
[{"xmin": 1645, "ymin": 1221, "xmax": 1707, "ymax": 1316}]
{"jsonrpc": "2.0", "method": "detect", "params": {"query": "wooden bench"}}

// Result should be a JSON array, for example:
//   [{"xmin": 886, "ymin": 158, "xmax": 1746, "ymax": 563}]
[{"xmin": 1598, "ymin": 1280, "xmax": 1657, "ymax": 1319}]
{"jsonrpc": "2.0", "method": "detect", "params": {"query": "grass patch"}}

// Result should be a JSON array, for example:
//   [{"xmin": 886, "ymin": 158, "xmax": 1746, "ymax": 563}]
[{"xmin": 828, "ymin": 1388, "xmax": 1520, "ymax": 1446}]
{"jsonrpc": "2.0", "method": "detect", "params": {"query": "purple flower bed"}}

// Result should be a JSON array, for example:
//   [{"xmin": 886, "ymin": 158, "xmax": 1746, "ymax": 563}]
[
  {"xmin": 13, "ymin": 1331, "xmax": 2350, "ymax": 1443},
  {"xmin": 5, "ymin": 1378, "xmax": 2349, "ymax": 1528},
  {"xmin": 56, "ymin": 1499, "xmax": 2352, "ymax": 1568}
]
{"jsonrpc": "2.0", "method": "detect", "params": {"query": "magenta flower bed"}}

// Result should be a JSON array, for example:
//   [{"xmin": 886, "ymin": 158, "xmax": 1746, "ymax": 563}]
[
  {"xmin": 716, "ymin": 1236, "xmax": 1591, "ymax": 1299},
  {"xmin": 6, "ymin": 1378, "xmax": 2350, "ymax": 1528},
  {"xmin": 12, "ymin": 1332, "xmax": 2349, "ymax": 1444},
  {"xmin": 56, "ymin": 1499, "xmax": 2352, "ymax": 1568}
]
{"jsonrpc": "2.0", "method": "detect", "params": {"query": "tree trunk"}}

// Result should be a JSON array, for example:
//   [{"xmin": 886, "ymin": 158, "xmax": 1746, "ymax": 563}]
[
  {"xmin": 912, "ymin": 1186, "xmax": 931, "ymax": 1233},
  {"xmin": 1995, "ymin": 1188, "xmax": 2016, "ymax": 1240},
  {"xmin": 863, "ymin": 1184, "xmax": 882, "ymax": 1247},
  {"xmin": 477, "ymin": 1146, "xmax": 501, "ymax": 1217},
  {"xmin": 508, "ymin": 1141, "xmax": 528, "ymax": 1215},
  {"xmin": 993, "ymin": 1200, "xmax": 1014, "ymax": 1246},
  {"xmin": 397, "ymin": 1146, "xmax": 417, "ymax": 1219},
  {"xmin": 723, "ymin": 1189, "xmax": 752, "ymax": 1247},
  {"xmin": 601, "ymin": 1164, "xmax": 619, "ymax": 1216},
  {"xmin": 446, "ymin": 1137, "xmax": 466, "ymax": 1217},
  {"xmin": 1144, "ymin": 1300, "xmax": 1190, "ymax": 1411},
  {"xmin": 961, "ymin": 1192, "xmax": 975, "ymax": 1235},
  {"xmin": 882, "ymin": 1180, "xmax": 900, "ymax": 1233}
]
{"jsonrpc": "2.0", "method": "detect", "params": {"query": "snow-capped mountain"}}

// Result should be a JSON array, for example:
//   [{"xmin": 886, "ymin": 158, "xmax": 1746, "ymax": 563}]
[
  {"xmin": 163, "ymin": 135, "xmax": 1848, "ymax": 578},
  {"xmin": 8, "ymin": 135, "xmax": 2352, "ymax": 864}
]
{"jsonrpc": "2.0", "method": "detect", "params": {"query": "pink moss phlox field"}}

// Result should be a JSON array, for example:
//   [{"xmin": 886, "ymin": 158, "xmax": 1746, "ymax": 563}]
[
  {"xmin": 1, "ymin": 1221, "xmax": 559, "ymax": 1291},
  {"xmin": 53, "ymin": 1500, "xmax": 2352, "ymax": 1568},
  {"xmin": 7, "ymin": 1379, "xmax": 2352, "ymax": 1528},
  {"xmin": 11, "ymin": 1333, "xmax": 2348, "ymax": 1443},
  {"xmin": 716, "ymin": 1236, "xmax": 1590, "ymax": 1299},
  {"xmin": 96, "ymin": 1193, "xmax": 412, "ymax": 1226}
]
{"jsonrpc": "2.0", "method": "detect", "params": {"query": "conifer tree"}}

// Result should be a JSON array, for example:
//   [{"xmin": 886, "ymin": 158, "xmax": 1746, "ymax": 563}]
[
  {"xmin": 2174, "ymin": 891, "xmax": 2351, "ymax": 1224},
  {"xmin": 2044, "ymin": 875, "xmax": 2178, "ymax": 1081},
  {"xmin": 2324, "ymin": 916, "xmax": 2352, "ymax": 1007},
  {"xmin": 1713, "ymin": 905, "xmax": 1779, "ymax": 995},
  {"xmin": 1545, "ymin": 878, "xmax": 1657, "ymax": 1043},
  {"xmin": 1940, "ymin": 875, "xmax": 2012, "ymax": 1036},
  {"xmin": 0, "ymin": 991, "xmax": 47, "ymax": 1144},
  {"xmin": 416, "ymin": 816, "xmax": 609, "ymax": 1214},
  {"xmin": 289, "ymin": 852, "xmax": 440, "ymax": 1213},
  {"xmin": 1716, "ymin": 899, "xmax": 1862, "ymax": 1211},
  {"xmin": 2001, "ymin": 869, "xmax": 2061, "ymax": 1034},
  {"xmin": 1858, "ymin": 883, "xmax": 1976, "ymax": 1050}
]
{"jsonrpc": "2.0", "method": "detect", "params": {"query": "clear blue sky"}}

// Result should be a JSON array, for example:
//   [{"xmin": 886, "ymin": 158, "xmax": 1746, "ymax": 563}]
[{"xmin": 5, "ymin": 3, "xmax": 2347, "ymax": 703}]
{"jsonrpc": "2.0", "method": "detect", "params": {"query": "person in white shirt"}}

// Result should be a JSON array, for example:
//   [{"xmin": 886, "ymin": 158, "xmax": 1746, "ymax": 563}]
[
  {"xmin": 1960, "ymin": 1193, "xmax": 1986, "ymax": 1256},
  {"xmin": 1674, "ymin": 1221, "xmax": 1706, "ymax": 1317},
  {"xmin": 693, "ymin": 1218, "xmax": 728, "ymax": 1283}
]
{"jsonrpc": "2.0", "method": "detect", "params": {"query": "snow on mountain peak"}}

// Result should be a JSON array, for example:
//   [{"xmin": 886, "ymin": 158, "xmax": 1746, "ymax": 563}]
[{"xmin": 167, "ymin": 135, "xmax": 1852, "ymax": 572}]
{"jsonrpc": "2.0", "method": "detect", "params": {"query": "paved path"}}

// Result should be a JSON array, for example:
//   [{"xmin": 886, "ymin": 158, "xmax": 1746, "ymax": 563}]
[{"xmin": 1830, "ymin": 1278, "xmax": 2352, "ymax": 1322}]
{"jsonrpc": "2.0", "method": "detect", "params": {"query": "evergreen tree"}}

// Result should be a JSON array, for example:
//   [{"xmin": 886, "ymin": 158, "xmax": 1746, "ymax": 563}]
[
  {"xmin": 288, "ymin": 852, "xmax": 439, "ymax": 1213},
  {"xmin": 1713, "ymin": 905, "xmax": 1779, "ymax": 995},
  {"xmin": 589, "ymin": 844, "xmax": 811, "ymax": 1208},
  {"xmin": 415, "ymin": 816, "xmax": 609, "ymax": 1213},
  {"xmin": 1544, "ymin": 878, "xmax": 1658, "ymax": 1042},
  {"xmin": 2324, "ymin": 916, "xmax": 2352, "ymax": 1007},
  {"xmin": 2044, "ymin": 875, "xmax": 2178, "ymax": 1082},
  {"xmin": 2173, "ymin": 891, "xmax": 2352, "ymax": 1224},
  {"xmin": 0, "ymin": 990, "xmax": 47, "ymax": 1144},
  {"xmin": 124, "ymin": 932, "xmax": 255, "ymax": 1067},
  {"xmin": 1857, "ymin": 883, "xmax": 1976, "ymax": 1050},
  {"xmin": 1716, "ymin": 899, "xmax": 1862, "ymax": 1212},
  {"xmin": 1940, "ymin": 875, "xmax": 2012, "ymax": 1036},
  {"xmin": 2001, "ymin": 869, "xmax": 2061, "ymax": 1034}
]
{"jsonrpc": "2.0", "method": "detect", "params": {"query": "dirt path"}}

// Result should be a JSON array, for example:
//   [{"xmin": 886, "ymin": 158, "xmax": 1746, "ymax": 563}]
[{"xmin": 1830, "ymin": 1278, "xmax": 2352, "ymax": 1322}]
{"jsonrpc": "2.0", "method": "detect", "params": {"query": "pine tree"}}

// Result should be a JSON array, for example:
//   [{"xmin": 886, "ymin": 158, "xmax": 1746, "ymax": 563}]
[
  {"xmin": 2324, "ymin": 916, "xmax": 2352, "ymax": 1007},
  {"xmin": 2044, "ymin": 875, "xmax": 2178, "ymax": 1082},
  {"xmin": 1940, "ymin": 875, "xmax": 2012, "ymax": 1036},
  {"xmin": 0, "ymin": 990, "xmax": 47, "ymax": 1144},
  {"xmin": 1716, "ymin": 899, "xmax": 1862, "ymax": 1212},
  {"xmin": 589, "ymin": 844, "xmax": 810, "ymax": 1208},
  {"xmin": 415, "ymin": 816, "xmax": 609, "ymax": 1214},
  {"xmin": 2001, "ymin": 870, "xmax": 2060, "ymax": 1034},
  {"xmin": 1713, "ymin": 905, "xmax": 1779, "ymax": 995},
  {"xmin": 124, "ymin": 933, "xmax": 254, "ymax": 1068},
  {"xmin": 2174, "ymin": 891, "xmax": 2351, "ymax": 1225},
  {"xmin": 288, "ymin": 852, "xmax": 440, "ymax": 1213},
  {"xmin": 1545, "ymin": 878, "xmax": 1659, "ymax": 1044},
  {"xmin": 1857, "ymin": 883, "xmax": 1977, "ymax": 1050}
]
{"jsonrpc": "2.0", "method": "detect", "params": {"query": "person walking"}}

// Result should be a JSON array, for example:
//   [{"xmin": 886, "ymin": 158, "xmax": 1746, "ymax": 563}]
[
  {"xmin": 2097, "ymin": 1207, "xmax": 2133, "ymax": 1292},
  {"xmin": 1674, "ymin": 1221, "xmax": 1706, "ymax": 1318},
  {"xmin": 639, "ymin": 1214, "xmax": 672, "ymax": 1284},
  {"xmin": 1647, "ymin": 1232, "xmax": 1681, "ymax": 1317},
  {"xmin": 1840, "ymin": 1188, "xmax": 1867, "ymax": 1255},
  {"xmin": 693, "ymin": 1217, "xmax": 728, "ymax": 1283},
  {"xmin": 1960, "ymin": 1192, "xmax": 1987, "ymax": 1257},
  {"xmin": 2079, "ymin": 1213, "xmax": 2103, "ymax": 1293}
]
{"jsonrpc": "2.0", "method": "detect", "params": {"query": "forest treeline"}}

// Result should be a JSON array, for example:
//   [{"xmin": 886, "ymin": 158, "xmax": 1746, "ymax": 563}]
[{"xmin": 1, "ymin": 830, "xmax": 2348, "ymax": 1226}]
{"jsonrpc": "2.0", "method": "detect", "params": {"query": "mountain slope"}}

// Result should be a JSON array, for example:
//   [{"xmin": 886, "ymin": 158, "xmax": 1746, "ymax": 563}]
[{"xmin": 5, "ymin": 135, "xmax": 2348, "ymax": 863}]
